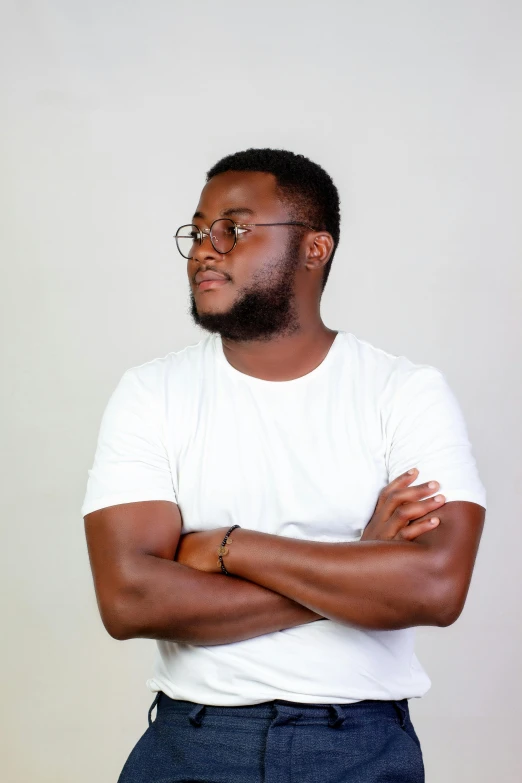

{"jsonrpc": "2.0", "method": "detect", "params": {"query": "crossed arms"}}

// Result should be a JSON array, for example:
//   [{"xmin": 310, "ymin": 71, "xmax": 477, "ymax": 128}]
[{"xmin": 84, "ymin": 475, "xmax": 485, "ymax": 645}]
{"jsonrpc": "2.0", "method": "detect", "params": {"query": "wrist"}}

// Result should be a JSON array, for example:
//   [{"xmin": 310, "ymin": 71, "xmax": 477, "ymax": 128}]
[
  {"xmin": 223, "ymin": 527, "xmax": 265, "ymax": 577},
  {"xmin": 217, "ymin": 525, "xmax": 242, "ymax": 575},
  {"xmin": 220, "ymin": 526, "xmax": 249, "ymax": 575}
]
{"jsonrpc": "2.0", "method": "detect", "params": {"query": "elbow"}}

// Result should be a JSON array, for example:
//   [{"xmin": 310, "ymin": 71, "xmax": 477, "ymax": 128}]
[
  {"xmin": 416, "ymin": 547, "xmax": 469, "ymax": 627},
  {"xmin": 429, "ymin": 576, "xmax": 467, "ymax": 628},
  {"xmin": 435, "ymin": 611, "xmax": 461, "ymax": 628},
  {"xmin": 104, "ymin": 612, "xmax": 134, "ymax": 641},
  {"xmin": 97, "ymin": 582, "xmax": 145, "ymax": 641},
  {"xmin": 432, "ymin": 593, "xmax": 465, "ymax": 627},
  {"xmin": 100, "ymin": 601, "xmax": 135, "ymax": 641}
]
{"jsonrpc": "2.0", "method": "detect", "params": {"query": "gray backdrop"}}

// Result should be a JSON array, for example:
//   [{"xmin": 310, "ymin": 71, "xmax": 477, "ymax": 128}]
[{"xmin": 1, "ymin": 1, "xmax": 520, "ymax": 781}]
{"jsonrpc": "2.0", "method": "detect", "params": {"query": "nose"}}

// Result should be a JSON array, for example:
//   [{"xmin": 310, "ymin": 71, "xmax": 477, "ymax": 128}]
[{"xmin": 191, "ymin": 230, "xmax": 222, "ymax": 264}]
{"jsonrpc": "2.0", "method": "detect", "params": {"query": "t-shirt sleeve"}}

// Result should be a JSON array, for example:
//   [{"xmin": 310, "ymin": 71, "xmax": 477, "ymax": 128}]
[
  {"xmin": 81, "ymin": 367, "xmax": 178, "ymax": 517},
  {"xmin": 383, "ymin": 366, "xmax": 487, "ymax": 509}
]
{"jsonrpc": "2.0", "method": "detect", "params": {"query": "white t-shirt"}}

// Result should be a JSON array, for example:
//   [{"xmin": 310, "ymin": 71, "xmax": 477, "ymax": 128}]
[{"xmin": 82, "ymin": 330, "xmax": 487, "ymax": 706}]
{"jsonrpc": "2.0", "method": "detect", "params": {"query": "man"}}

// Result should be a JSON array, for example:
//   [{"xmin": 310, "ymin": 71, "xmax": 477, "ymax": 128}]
[{"xmin": 83, "ymin": 148, "xmax": 486, "ymax": 782}]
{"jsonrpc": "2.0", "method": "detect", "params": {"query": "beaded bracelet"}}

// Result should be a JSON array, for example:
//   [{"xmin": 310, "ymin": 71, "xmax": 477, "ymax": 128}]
[{"xmin": 217, "ymin": 524, "xmax": 240, "ymax": 575}]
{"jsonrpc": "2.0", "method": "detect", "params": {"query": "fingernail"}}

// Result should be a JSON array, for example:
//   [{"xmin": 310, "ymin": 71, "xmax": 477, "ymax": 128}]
[
  {"xmin": 407, "ymin": 469, "xmax": 417, "ymax": 475},
  {"xmin": 428, "ymin": 481, "xmax": 437, "ymax": 489},
  {"xmin": 435, "ymin": 495, "xmax": 444, "ymax": 502},
  {"xmin": 430, "ymin": 518, "xmax": 439, "ymax": 525}
]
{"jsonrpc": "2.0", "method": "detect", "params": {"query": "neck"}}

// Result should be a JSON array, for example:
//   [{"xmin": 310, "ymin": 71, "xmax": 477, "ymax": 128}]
[{"xmin": 220, "ymin": 322, "xmax": 338, "ymax": 382}]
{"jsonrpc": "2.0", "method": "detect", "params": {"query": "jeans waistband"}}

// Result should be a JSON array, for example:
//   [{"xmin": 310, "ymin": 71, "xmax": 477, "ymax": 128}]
[{"xmin": 148, "ymin": 692, "xmax": 410, "ymax": 730}]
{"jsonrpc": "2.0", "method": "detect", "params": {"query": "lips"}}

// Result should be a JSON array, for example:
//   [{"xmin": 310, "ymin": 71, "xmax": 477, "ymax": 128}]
[
  {"xmin": 195, "ymin": 271, "xmax": 229, "ymax": 284},
  {"xmin": 195, "ymin": 270, "xmax": 230, "ymax": 291},
  {"xmin": 197, "ymin": 278, "xmax": 229, "ymax": 291}
]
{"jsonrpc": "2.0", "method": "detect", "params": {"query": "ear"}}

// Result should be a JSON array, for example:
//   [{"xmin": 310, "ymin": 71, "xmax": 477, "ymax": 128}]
[{"xmin": 304, "ymin": 231, "xmax": 334, "ymax": 272}]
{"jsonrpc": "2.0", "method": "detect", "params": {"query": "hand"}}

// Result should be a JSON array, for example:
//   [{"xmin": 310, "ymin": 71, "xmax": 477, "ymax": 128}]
[
  {"xmin": 361, "ymin": 468, "xmax": 445, "ymax": 542},
  {"xmin": 175, "ymin": 527, "xmax": 232, "ymax": 573}
]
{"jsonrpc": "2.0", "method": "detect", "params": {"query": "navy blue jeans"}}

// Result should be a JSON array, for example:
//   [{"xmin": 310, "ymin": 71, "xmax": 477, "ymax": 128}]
[{"xmin": 117, "ymin": 692, "xmax": 425, "ymax": 782}]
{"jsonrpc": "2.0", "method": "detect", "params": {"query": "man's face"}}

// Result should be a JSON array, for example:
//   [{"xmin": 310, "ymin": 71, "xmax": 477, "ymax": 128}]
[{"xmin": 187, "ymin": 171, "xmax": 304, "ymax": 342}]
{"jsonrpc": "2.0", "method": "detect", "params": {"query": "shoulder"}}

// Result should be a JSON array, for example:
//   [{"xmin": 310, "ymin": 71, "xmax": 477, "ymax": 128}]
[
  {"xmin": 120, "ymin": 334, "xmax": 214, "ymax": 395},
  {"xmin": 101, "ymin": 335, "xmax": 214, "ymax": 430},
  {"xmin": 341, "ymin": 331, "xmax": 444, "ymax": 398}
]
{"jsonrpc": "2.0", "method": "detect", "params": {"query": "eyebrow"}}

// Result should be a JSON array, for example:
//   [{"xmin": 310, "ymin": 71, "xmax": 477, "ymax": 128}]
[{"xmin": 192, "ymin": 207, "xmax": 256, "ymax": 220}]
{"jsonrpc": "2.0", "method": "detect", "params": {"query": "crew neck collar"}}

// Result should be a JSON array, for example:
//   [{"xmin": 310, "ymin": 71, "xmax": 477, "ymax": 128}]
[{"xmin": 213, "ymin": 331, "xmax": 344, "ymax": 387}]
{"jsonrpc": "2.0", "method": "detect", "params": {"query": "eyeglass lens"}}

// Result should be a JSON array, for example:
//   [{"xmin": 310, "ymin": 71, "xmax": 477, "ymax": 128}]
[{"xmin": 175, "ymin": 218, "xmax": 237, "ymax": 259}]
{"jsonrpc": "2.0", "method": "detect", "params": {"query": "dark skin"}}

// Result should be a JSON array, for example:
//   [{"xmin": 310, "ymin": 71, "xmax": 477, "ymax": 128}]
[
  {"xmin": 188, "ymin": 170, "xmax": 338, "ymax": 377},
  {"xmin": 85, "ymin": 473, "xmax": 453, "ymax": 643},
  {"xmin": 84, "ymin": 171, "xmax": 485, "ymax": 643},
  {"xmin": 175, "ymin": 498, "xmax": 484, "ymax": 630}
]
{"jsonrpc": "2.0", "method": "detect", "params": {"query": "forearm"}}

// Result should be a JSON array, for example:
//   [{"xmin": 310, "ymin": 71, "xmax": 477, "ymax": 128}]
[
  {"xmin": 226, "ymin": 529, "xmax": 445, "ymax": 630},
  {"xmin": 111, "ymin": 555, "xmax": 322, "ymax": 645}
]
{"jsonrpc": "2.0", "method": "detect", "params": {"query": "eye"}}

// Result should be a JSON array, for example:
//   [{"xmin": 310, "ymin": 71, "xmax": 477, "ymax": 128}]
[{"xmin": 236, "ymin": 227, "xmax": 249, "ymax": 236}]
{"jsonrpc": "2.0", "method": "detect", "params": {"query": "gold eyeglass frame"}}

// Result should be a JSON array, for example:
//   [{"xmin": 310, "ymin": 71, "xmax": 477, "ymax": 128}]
[{"xmin": 174, "ymin": 217, "xmax": 320, "ymax": 259}]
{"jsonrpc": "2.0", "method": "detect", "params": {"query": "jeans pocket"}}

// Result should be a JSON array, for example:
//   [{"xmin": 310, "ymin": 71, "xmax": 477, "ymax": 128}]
[
  {"xmin": 402, "ymin": 715, "xmax": 423, "ymax": 751},
  {"xmin": 393, "ymin": 700, "xmax": 423, "ymax": 750},
  {"xmin": 394, "ymin": 704, "xmax": 424, "ymax": 780}
]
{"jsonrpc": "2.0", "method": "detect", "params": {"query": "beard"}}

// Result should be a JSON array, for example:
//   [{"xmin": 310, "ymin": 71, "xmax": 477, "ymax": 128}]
[{"xmin": 188, "ymin": 241, "xmax": 302, "ymax": 342}]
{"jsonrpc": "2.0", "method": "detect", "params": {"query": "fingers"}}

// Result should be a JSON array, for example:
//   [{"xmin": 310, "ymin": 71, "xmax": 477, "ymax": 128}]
[
  {"xmin": 392, "ymin": 493, "xmax": 446, "ymax": 525},
  {"xmin": 377, "ymin": 471, "xmax": 411, "ymax": 503},
  {"xmin": 364, "ymin": 468, "xmax": 444, "ymax": 542},
  {"xmin": 397, "ymin": 517, "xmax": 440, "ymax": 541},
  {"xmin": 381, "ymin": 495, "xmax": 444, "ymax": 540},
  {"xmin": 380, "ymin": 468, "xmax": 442, "ymax": 510}
]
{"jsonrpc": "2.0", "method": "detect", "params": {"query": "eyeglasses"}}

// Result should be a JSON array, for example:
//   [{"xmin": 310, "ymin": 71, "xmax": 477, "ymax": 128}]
[{"xmin": 174, "ymin": 217, "xmax": 319, "ymax": 259}]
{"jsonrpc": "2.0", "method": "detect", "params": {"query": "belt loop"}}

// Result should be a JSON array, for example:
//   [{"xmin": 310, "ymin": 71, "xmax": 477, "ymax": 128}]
[
  {"xmin": 393, "ymin": 699, "xmax": 407, "ymax": 729},
  {"xmin": 327, "ymin": 705, "xmax": 346, "ymax": 729},
  {"xmin": 148, "ymin": 692, "xmax": 161, "ymax": 728},
  {"xmin": 188, "ymin": 704, "xmax": 206, "ymax": 728},
  {"xmin": 270, "ymin": 704, "xmax": 303, "ymax": 727}
]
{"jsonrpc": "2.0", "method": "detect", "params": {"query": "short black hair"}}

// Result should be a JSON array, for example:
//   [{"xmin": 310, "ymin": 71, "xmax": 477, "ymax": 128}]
[{"xmin": 206, "ymin": 148, "xmax": 340, "ymax": 292}]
